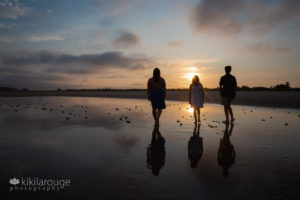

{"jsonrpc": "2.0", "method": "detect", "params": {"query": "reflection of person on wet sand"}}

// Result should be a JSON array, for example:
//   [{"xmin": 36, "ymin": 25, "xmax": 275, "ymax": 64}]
[
  {"xmin": 188, "ymin": 123, "xmax": 203, "ymax": 168},
  {"xmin": 147, "ymin": 125, "xmax": 166, "ymax": 176},
  {"xmin": 218, "ymin": 123, "xmax": 235, "ymax": 177},
  {"xmin": 147, "ymin": 68, "xmax": 166, "ymax": 125}
]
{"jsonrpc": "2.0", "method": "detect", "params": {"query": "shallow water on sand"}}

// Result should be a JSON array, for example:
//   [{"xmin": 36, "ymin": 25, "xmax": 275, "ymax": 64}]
[{"xmin": 0, "ymin": 97, "xmax": 299, "ymax": 200}]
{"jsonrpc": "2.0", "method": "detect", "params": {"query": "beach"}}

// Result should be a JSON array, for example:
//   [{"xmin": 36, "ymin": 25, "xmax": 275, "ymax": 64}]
[
  {"xmin": 1, "ymin": 96, "xmax": 299, "ymax": 199},
  {"xmin": 1, "ymin": 90, "xmax": 300, "ymax": 109}
]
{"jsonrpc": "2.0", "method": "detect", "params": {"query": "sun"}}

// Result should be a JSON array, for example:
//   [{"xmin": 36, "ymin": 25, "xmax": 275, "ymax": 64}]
[{"xmin": 185, "ymin": 73, "xmax": 200, "ymax": 81}]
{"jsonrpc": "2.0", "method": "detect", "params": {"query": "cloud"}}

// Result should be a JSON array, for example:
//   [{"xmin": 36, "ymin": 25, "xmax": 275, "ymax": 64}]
[
  {"xmin": 0, "ymin": 50, "xmax": 154, "ymax": 89},
  {"xmin": 237, "ymin": 42, "xmax": 290, "ymax": 54},
  {"xmin": 190, "ymin": 0, "xmax": 245, "ymax": 35},
  {"xmin": 92, "ymin": 0, "xmax": 141, "ymax": 14},
  {"xmin": 190, "ymin": 0, "xmax": 300, "ymax": 36},
  {"xmin": 0, "ymin": 35, "xmax": 14, "ymax": 43},
  {"xmin": 0, "ymin": 51, "xmax": 153, "ymax": 74},
  {"xmin": 166, "ymin": 41, "xmax": 184, "ymax": 48},
  {"xmin": 28, "ymin": 35, "xmax": 64, "ymax": 42},
  {"xmin": 113, "ymin": 31, "xmax": 140, "ymax": 48},
  {"xmin": 0, "ymin": 0, "xmax": 30, "ymax": 19}
]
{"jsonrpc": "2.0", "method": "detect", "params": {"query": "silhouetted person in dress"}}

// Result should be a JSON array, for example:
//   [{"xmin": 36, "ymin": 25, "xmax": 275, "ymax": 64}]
[
  {"xmin": 219, "ymin": 66, "xmax": 237, "ymax": 124},
  {"xmin": 147, "ymin": 125, "xmax": 166, "ymax": 176},
  {"xmin": 147, "ymin": 68, "xmax": 166, "ymax": 125},
  {"xmin": 188, "ymin": 123, "xmax": 203, "ymax": 168},
  {"xmin": 218, "ymin": 123, "xmax": 235, "ymax": 177},
  {"xmin": 189, "ymin": 75, "xmax": 204, "ymax": 123}
]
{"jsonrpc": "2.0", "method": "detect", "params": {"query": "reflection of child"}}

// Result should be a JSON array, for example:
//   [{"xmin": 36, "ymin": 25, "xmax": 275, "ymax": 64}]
[
  {"xmin": 188, "ymin": 124, "xmax": 203, "ymax": 168},
  {"xmin": 189, "ymin": 75, "xmax": 204, "ymax": 123}
]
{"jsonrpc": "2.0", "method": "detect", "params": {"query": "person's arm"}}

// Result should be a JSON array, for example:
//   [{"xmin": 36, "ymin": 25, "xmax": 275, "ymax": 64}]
[
  {"xmin": 162, "ymin": 78, "xmax": 166, "ymax": 99},
  {"xmin": 189, "ymin": 85, "xmax": 191, "ymax": 104},
  {"xmin": 219, "ymin": 77, "xmax": 223, "ymax": 96},
  {"xmin": 233, "ymin": 77, "xmax": 237, "ymax": 98},
  {"xmin": 201, "ymin": 83, "xmax": 205, "ymax": 103},
  {"xmin": 147, "ymin": 79, "xmax": 151, "ymax": 101}
]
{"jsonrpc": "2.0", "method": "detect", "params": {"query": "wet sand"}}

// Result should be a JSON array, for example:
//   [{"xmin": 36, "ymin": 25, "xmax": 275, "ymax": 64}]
[
  {"xmin": 1, "ymin": 90, "xmax": 300, "ymax": 109},
  {"xmin": 1, "ymin": 97, "xmax": 300, "ymax": 199}
]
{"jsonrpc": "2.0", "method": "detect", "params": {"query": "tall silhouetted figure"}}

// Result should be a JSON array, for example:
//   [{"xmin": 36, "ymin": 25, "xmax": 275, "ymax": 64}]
[
  {"xmin": 218, "ymin": 123, "xmax": 235, "ymax": 177},
  {"xmin": 147, "ymin": 125, "xmax": 166, "ymax": 176},
  {"xmin": 219, "ymin": 66, "xmax": 237, "ymax": 124},
  {"xmin": 189, "ymin": 75, "xmax": 204, "ymax": 123},
  {"xmin": 147, "ymin": 68, "xmax": 166, "ymax": 125},
  {"xmin": 188, "ymin": 123, "xmax": 203, "ymax": 168}
]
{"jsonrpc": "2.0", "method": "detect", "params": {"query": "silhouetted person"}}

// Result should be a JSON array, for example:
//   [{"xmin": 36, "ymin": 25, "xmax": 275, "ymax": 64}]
[
  {"xmin": 218, "ymin": 123, "xmax": 235, "ymax": 177},
  {"xmin": 147, "ymin": 68, "xmax": 166, "ymax": 125},
  {"xmin": 219, "ymin": 66, "xmax": 237, "ymax": 124},
  {"xmin": 188, "ymin": 123, "xmax": 203, "ymax": 168},
  {"xmin": 189, "ymin": 75, "xmax": 204, "ymax": 123},
  {"xmin": 147, "ymin": 125, "xmax": 166, "ymax": 176}
]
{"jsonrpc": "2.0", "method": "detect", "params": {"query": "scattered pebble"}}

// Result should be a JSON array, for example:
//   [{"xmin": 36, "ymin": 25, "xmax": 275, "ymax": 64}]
[
  {"xmin": 284, "ymin": 123, "xmax": 288, "ymax": 126},
  {"xmin": 66, "ymin": 117, "xmax": 70, "ymax": 120},
  {"xmin": 126, "ymin": 120, "xmax": 131, "ymax": 123}
]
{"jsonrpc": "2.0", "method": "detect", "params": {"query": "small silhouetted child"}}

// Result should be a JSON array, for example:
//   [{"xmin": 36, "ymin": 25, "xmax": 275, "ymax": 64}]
[{"xmin": 189, "ymin": 75, "xmax": 204, "ymax": 123}]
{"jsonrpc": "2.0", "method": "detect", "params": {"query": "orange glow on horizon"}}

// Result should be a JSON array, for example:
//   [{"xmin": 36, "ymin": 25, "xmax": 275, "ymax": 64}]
[{"xmin": 184, "ymin": 72, "xmax": 201, "ymax": 81}]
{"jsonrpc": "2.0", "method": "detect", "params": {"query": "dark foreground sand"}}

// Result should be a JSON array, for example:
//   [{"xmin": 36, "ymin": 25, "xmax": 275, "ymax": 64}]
[
  {"xmin": 1, "ymin": 90, "xmax": 300, "ymax": 109},
  {"xmin": 1, "ymin": 97, "xmax": 299, "ymax": 199}
]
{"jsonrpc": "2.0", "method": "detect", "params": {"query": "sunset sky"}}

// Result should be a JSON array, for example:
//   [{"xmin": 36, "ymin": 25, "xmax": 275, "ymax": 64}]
[{"xmin": 0, "ymin": 0, "xmax": 299, "ymax": 89}]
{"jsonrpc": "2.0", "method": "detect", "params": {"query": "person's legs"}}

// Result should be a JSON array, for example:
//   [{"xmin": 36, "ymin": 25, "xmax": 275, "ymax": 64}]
[
  {"xmin": 224, "ymin": 105, "xmax": 229, "ymax": 123},
  {"xmin": 152, "ymin": 109, "xmax": 157, "ymax": 121},
  {"xmin": 156, "ymin": 109, "xmax": 162, "ymax": 124},
  {"xmin": 228, "ymin": 105, "xmax": 234, "ymax": 122},
  {"xmin": 197, "ymin": 108, "xmax": 200, "ymax": 122},
  {"xmin": 193, "ymin": 107, "xmax": 197, "ymax": 123}
]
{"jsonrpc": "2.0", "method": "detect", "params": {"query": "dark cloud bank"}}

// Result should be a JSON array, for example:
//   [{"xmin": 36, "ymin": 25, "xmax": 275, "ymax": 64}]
[
  {"xmin": 0, "ymin": 51, "xmax": 152, "ymax": 89},
  {"xmin": 190, "ymin": 0, "xmax": 300, "ymax": 35}
]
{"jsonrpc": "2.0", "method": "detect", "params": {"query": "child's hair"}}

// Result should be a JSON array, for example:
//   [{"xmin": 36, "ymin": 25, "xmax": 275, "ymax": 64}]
[{"xmin": 192, "ymin": 75, "xmax": 200, "ymax": 85}]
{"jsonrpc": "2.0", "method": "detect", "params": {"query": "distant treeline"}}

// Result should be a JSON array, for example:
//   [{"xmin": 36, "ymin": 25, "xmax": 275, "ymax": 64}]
[{"xmin": 1, "ymin": 82, "xmax": 299, "ymax": 92}]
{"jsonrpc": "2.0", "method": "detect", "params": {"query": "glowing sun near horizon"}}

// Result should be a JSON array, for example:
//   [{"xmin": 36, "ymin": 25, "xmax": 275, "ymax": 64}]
[{"xmin": 185, "ymin": 73, "xmax": 201, "ymax": 81}]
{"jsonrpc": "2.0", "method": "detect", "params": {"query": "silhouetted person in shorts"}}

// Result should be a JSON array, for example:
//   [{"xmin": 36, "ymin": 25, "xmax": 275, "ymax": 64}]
[
  {"xmin": 147, "ymin": 68, "xmax": 166, "ymax": 125},
  {"xmin": 219, "ymin": 66, "xmax": 237, "ymax": 124}
]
